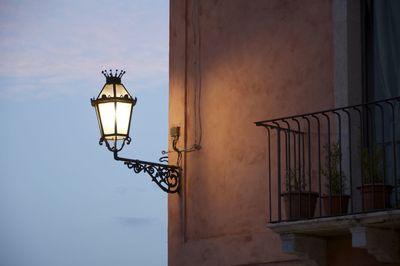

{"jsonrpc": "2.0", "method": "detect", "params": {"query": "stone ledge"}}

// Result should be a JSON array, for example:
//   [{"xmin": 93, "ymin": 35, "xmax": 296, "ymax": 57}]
[
  {"xmin": 268, "ymin": 209, "xmax": 400, "ymax": 236},
  {"xmin": 268, "ymin": 210, "xmax": 400, "ymax": 265}
]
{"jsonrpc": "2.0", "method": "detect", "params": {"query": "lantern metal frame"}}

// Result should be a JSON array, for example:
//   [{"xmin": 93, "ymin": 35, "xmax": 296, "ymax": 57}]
[{"xmin": 91, "ymin": 70, "xmax": 181, "ymax": 193}]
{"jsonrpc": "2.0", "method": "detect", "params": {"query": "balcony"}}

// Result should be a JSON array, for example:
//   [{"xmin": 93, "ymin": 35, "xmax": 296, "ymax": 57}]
[{"xmin": 255, "ymin": 96, "xmax": 400, "ymax": 265}]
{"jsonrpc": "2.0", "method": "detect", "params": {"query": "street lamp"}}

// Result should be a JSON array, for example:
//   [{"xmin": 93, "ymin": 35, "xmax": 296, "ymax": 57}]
[{"xmin": 91, "ymin": 69, "xmax": 180, "ymax": 193}]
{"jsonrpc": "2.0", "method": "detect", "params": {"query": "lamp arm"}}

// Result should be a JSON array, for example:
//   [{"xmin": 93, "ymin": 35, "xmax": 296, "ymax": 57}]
[{"xmin": 113, "ymin": 151, "xmax": 180, "ymax": 193}]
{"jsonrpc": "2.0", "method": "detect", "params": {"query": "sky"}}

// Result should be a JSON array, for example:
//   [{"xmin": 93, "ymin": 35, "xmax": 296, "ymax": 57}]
[{"xmin": 0, "ymin": 0, "xmax": 170, "ymax": 265}]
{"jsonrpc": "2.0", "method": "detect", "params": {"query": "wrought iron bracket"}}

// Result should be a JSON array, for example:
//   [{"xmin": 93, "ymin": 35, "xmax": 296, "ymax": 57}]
[
  {"xmin": 113, "ymin": 151, "xmax": 180, "ymax": 193},
  {"xmin": 98, "ymin": 128, "xmax": 182, "ymax": 193}
]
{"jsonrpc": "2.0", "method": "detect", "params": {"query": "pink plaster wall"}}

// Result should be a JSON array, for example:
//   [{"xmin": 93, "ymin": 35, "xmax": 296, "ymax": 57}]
[
  {"xmin": 327, "ymin": 237, "xmax": 400, "ymax": 266},
  {"xmin": 169, "ymin": 0, "xmax": 335, "ymax": 265}
]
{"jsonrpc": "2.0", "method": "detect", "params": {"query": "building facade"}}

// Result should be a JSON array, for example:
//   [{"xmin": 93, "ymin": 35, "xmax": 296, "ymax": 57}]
[{"xmin": 168, "ymin": 0, "xmax": 400, "ymax": 265}]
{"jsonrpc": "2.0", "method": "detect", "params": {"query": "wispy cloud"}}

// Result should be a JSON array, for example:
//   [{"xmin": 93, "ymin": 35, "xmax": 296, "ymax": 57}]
[
  {"xmin": 0, "ymin": 0, "xmax": 169, "ymax": 100},
  {"xmin": 114, "ymin": 216, "xmax": 158, "ymax": 227}
]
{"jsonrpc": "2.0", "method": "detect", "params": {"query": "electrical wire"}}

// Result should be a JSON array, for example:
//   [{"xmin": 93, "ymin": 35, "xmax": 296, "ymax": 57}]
[
  {"xmin": 161, "ymin": 0, "xmax": 202, "ymax": 166},
  {"xmin": 191, "ymin": 0, "xmax": 202, "ymax": 150}
]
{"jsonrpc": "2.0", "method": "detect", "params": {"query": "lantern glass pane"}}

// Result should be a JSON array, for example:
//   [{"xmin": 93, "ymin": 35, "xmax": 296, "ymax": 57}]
[
  {"xmin": 98, "ymin": 84, "xmax": 114, "ymax": 98},
  {"xmin": 95, "ymin": 106, "xmax": 103, "ymax": 135},
  {"xmin": 116, "ymin": 102, "xmax": 132, "ymax": 135},
  {"xmin": 115, "ymin": 84, "xmax": 130, "ymax": 98},
  {"xmin": 98, "ymin": 102, "xmax": 116, "ymax": 135}
]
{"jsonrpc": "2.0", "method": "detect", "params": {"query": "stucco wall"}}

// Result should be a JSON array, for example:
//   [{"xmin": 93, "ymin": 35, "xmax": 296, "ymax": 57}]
[
  {"xmin": 169, "ymin": 0, "xmax": 335, "ymax": 265},
  {"xmin": 327, "ymin": 237, "xmax": 400, "ymax": 266}
]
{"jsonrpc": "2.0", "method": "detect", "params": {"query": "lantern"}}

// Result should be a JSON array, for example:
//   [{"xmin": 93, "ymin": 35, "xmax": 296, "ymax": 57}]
[
  {"xmin": 91, "ymin": 70, "xmax": 136, "ymax": 151},
  {"xmin": 91, "ymin": 69, "xmax": 180, "ymax": 193}
]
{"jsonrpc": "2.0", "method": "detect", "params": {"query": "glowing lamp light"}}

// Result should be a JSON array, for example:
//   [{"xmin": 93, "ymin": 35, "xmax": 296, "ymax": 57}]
[
  {"xmin": 91, "ymin": 70, "xmax": 136, "ymax": 150},
  {"xmin": 91, "ymin": 69, "xmax": 180, "ymax": 193}
]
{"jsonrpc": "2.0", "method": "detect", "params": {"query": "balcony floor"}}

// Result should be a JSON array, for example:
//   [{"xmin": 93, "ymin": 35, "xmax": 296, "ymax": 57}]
[
  {"xmin": 268, "ymin": 209, "xmax": 400, "ymax": 236},
  {"xmin": 268, "ymin": 209, "xmax": 400, "ymax": 265}
]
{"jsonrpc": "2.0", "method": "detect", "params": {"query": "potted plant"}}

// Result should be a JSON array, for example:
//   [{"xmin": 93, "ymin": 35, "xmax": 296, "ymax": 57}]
[
  {"xmin": 358, "ymin": 146, "xmax": 393, "ymax": 210},
  {"xmin": 281, "ymin": 168, "xmax": 319, "ymax": 220},
  {"xmin": 321, "ymin": 143, "xmax": 350, "ymax": 215}
]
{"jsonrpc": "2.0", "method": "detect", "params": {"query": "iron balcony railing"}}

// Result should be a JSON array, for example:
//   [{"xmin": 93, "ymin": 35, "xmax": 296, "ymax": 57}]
[{"xmin": 255, "ymin": 96, "xmax": 400, "ymax": 223}]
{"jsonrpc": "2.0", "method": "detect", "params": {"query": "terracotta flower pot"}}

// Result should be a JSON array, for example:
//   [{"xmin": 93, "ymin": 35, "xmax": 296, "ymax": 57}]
[
  {"xmin": 322, "ymin": 195, "xmax": 350, "ymax": 216},
  {"xmin": 281, "ymin": 192, "xmax": 319, "ymax": 220},
  {"xmin": 357, "ymin": 184, "xmax": 393, "ymax": 211}
]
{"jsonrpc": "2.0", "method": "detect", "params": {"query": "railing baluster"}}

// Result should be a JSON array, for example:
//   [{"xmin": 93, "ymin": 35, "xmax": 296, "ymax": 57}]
[
  {"xmin": 284, "ymin": 129, "xmax": 288, "ymax": 220},
  {"xmin": 265, "ymin": 126, "xmax": 272, "ymax": 222},
  {"xmin": 272, "ymin": 122, "xmax": 282, "ymax": 222},
  {"xmin": 366, "ymin": 105, "xmax": 375, "ymax": 207},
  {"xmin": 303, "ymin": 116, "xmax": 313, "ymax": 217},
  {"xmin": 322, "ymin": 113, "xmax": 332, "ymax": 214},
  {"xmin": 292, "ymin": 118, "xmax": 303, "ymax": 219},
  {"xmin": 353, "ymin": 106, "xmax": 364, "ymax": 211},
  {"xmin": 255, "ymin": 96, "xmax": 400, "ymax": 223},
  {"xmin": 376, "ymin": 103, "xmax": 387, "ymax": 208},
  {"xmin": 333, "ymin": 111, "xmax": 343, "ymax": 212},
  {"xmin": 312, "ymin": 114, "xmax": 322, "ymax": 217},
  {"xmin": 343, "ymin": 109, "xmax": 353, "ymax": 213},
  {"xmin": 386, "ymin": 101, "xmax": 398, "ymax": 208},
  {"xmin": 282, "ymin": 120, "xmax": 291, "ymax": 221}
]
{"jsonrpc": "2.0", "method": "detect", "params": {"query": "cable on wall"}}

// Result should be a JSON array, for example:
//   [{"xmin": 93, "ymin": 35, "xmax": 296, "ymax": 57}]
[
  {"xmin": 191, "ymin": 0, "xmax": 202, "ymax": 151},
  {"xmin": 161, "ymin": 0, "xmax": 202, "ymax": 171},
  {"xmin": 163, "ymin": 0, "xmax": 202, "ymax": 159}
]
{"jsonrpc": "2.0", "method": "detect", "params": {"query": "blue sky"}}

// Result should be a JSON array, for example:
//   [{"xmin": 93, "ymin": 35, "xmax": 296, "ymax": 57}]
[{"xmin": 0, "ymin": 1, "xmax": 169, "ymax": 265}]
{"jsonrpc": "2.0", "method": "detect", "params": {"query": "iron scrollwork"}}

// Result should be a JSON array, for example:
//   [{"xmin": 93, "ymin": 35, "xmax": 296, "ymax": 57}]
[
  {"xmin": 113, "ymin": 151, "xmax": 180, "ymax": 193},
  {"xmin": 98, "ymin": 138, "xmax": 180, "ymax": 193},
  {"xmin": 123, "ymin": 159, "xmax": 180, "ymax": 193},
  {"xmin": 100, "ymin": 137, "xmax": 131, "ymax": 153}
]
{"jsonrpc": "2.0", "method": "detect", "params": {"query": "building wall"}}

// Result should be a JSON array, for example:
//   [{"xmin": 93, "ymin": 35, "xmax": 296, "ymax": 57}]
[
  {"xmin": 168, "ymin": 0, "xmax": 383, "ymax": 265},
  {"xmin": 327, "ymin": 237, "xmax": 399, "ymax": 266}
]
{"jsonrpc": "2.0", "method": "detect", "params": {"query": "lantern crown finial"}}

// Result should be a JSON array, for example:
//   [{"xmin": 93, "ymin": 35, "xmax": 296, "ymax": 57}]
[{"xmin": 102, "ymin": 69, "xmax": 125, "ymax": 84}]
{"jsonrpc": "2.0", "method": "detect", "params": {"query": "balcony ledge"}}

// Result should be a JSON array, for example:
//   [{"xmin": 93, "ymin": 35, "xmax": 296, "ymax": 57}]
[
  {"xmin": 268, "ymin": 209, "xmax": 400, "ymax": 236},
  {"xmin": 268, "ymin": 210, "xmax": 400, "ymax": 266}
]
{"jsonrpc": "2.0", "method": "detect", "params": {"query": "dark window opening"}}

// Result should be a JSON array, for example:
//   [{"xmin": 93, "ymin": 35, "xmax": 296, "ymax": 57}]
[{"xmin": 365, "ymin": 0, "xmax": 400, "ymax": 101}]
